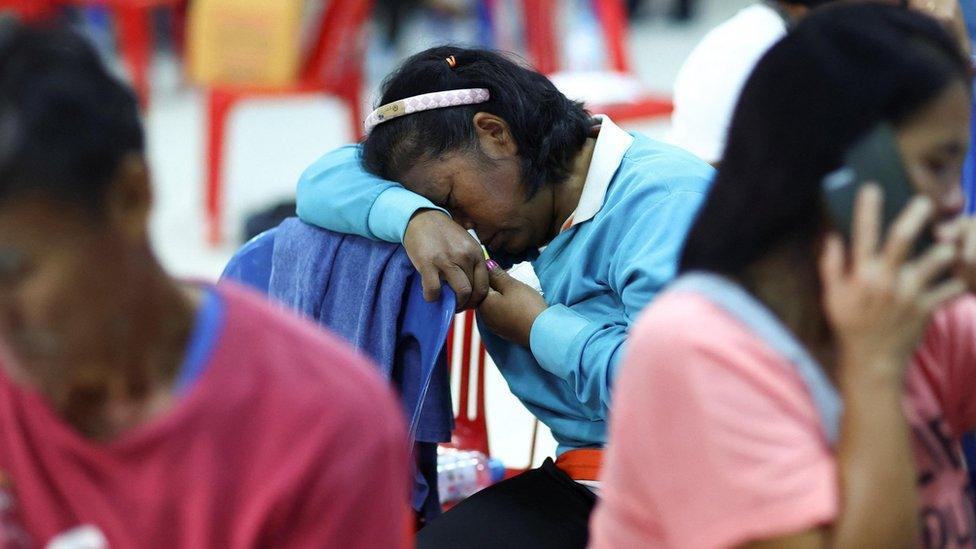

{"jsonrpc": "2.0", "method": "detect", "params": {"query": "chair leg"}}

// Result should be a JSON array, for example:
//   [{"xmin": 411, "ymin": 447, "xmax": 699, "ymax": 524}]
[
  {"xmin": 593, "ymin": 0, "xmax": 631, "ymax": 73},
  {"xmin": 521, "ymin": 0, "xmax": 558, "ymax": 74},
  {"xmin": 338, "ymin": 64, "xmax": 365, "ymax": 141},
  {"xmin": 112, "ymin": 5, "xmax": 152, "ymax": 109},
  {"xmin": 474, "ymin": 343, "xmax": 489, "ymax": 456},
  {"xmin": 205, "ymin": 89, "xmax": 236, "ymax": 246},
  {"xmin": 171, "ymin": 0, "xmax": 188, "ymax": 59},
  {"xmin": 458, "ymin": 311, "xmax": 474, "ymax": 420}
]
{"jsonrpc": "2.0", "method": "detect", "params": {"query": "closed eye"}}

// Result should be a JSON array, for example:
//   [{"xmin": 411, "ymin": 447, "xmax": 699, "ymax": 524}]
[{"xmin": 437, "ymin": 189, "xmax": 455, "ymax": 210}]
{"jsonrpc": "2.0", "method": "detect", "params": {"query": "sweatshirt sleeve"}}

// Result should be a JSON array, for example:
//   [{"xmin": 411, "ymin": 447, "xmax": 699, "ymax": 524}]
[
  {"xmin": 528, "ymin": 190, "xmax": 707, "ymax": 416},
  {"xmin": 295, "ymin": 144, "xmax": 447, "ymax": 243}
]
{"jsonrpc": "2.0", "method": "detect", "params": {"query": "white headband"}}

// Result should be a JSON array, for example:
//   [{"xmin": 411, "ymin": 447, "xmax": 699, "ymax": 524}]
[{"xmin": 364, "ymin": 88, "xmax": 490, "ymax": 135}]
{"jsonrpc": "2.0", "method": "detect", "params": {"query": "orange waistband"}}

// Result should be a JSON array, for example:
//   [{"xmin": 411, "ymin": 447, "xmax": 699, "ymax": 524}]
[{"xmin": 554, "ymin": 448, "xmax": 603, "ymax": 481}]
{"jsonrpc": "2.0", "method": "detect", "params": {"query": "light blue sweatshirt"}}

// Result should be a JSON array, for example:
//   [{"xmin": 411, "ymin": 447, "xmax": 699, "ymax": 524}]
[{"xmin": 296, "ymin": 130, "xmax": 714, "ymax": 454}]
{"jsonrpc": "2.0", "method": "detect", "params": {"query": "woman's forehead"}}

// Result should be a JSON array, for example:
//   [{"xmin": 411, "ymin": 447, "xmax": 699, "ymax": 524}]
[
  {"xmin": 400, "ymin": 155, "xmax": 469, "ymax": 192},
  {"xmin": 899, "ymin": 81, "xmax": 970, "ymax": 143}
]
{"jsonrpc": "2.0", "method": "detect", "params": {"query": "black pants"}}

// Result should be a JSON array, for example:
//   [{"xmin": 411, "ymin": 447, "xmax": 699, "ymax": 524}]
[{"xmin": 417, "ymin": 458, "xmax": 596, "ymax": 549}]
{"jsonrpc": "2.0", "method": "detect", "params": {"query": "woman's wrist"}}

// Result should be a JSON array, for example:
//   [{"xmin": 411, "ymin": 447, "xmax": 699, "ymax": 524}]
[
  {"xmin": 514, "ymin": 304, "xmax": 547, "ymax": 348},
  {"xmin": 837, "ymin": 352, "xmax": 908, "ymax": 395}
]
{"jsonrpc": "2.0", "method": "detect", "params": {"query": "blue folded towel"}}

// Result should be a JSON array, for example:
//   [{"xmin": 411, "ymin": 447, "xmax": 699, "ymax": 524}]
[{"xmin": 268, "ymin": 218, "xmax": 452, "ymax": 517}]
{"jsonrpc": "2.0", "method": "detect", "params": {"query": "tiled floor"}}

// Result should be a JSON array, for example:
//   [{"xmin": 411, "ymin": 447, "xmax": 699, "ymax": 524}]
[{"xmin": 142, "ymin": 0, "xmax": 752, "ymax": 466}]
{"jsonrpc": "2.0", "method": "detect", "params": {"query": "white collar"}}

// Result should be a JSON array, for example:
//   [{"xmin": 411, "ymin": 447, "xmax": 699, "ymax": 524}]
[{"xmin": 559, "ymin": 115, "xmax": 634, "ymax": 233}]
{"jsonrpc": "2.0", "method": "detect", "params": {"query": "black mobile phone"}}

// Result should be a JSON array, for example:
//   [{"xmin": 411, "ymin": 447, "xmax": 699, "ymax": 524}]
[{"xmin": 822, "ymin": 122, "xmax": 933, "ymax": 256}]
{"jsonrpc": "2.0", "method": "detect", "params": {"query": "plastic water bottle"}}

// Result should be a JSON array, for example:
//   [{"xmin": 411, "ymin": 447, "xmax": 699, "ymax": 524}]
[{"xmin": 437, "ymin": 449, "xmax": 506, "ymax": 504}]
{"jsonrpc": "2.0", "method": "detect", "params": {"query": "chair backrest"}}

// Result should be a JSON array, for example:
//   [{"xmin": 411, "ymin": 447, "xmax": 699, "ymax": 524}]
[
  {"xmin": 187, "ymin": 0, "xmax": 306, "ymax": 87},
  {"xmin": 219, "ymin": 227, "xmax": 278, "ymax": 293}
]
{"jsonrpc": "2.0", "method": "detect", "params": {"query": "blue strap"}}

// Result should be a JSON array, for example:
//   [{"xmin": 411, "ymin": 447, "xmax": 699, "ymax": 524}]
[
  {"xmin": 174, "ymin": 288, "xmax": 225, "ymax": 396},
  {"xmin": 966, "ymin": 75, "xmax": 976, "ymax": 214},
  {"xmin": 669, "ymin": 272, "xmax": 844, "ymax": 447}
]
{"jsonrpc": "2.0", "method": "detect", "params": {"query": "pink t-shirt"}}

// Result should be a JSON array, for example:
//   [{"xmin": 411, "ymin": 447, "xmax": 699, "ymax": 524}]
[
  {"xmin": 591, "ymin": 291, "xmax": 976, "ymax": 549},
  {"xmin": 0, "ymin": 283, "xmax": 411, "ymax": 548}
]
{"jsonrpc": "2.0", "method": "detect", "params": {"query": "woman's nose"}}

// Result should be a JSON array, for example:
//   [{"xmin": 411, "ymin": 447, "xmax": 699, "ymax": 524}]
[
  {"xmin": 942, "ymin": 185, "xmax": 965, "ymax": 217},
  {"xmin": 945, "ymin": 185, "xmax": 966, "ymax": 212}
]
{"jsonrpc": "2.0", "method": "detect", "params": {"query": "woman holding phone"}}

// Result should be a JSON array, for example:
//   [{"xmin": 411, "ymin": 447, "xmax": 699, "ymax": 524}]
[{"xmin": 592, "ymin": 4, "xmax": 976, "ymax": 547}]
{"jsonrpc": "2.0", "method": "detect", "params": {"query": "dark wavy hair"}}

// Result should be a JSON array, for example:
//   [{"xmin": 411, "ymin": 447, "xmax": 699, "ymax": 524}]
[
  {"xmin": 680, "ymin": 3, "xmax": 970, "ymax": 277},
  {"xmin": 0, "ymin": 19, "xmax": 143, "ymax": 214},
  {"xmin": 361, "ymin": 46, "xmax": 591, "ymax": 197}
]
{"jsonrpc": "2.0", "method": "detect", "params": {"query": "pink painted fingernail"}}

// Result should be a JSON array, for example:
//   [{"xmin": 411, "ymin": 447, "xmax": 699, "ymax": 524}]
[{"xmin": 486, "ymin": 259, "xmax": 499, "ymax": 271}]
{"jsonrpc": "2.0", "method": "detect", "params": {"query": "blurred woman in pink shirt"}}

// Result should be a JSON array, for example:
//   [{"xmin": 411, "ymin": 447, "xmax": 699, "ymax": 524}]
[
  {"xmin": 592, "ymin": 4, "xmax": 976, "ymax": 548},
  {"xmin": 0, "ymin": 21, "xmax": 411, "ymax": 548}
]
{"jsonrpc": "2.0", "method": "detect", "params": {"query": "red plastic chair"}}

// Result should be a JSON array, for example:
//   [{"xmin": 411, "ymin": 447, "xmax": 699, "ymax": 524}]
[
  {"xmin": 444, "ymin": 310, "xmax": 490, "ymax": 456},
  {"xmin": 521, "ymin": 0, "xmax": 673, "ymax": 122},
  {"xmin": 202, "ymin": 0, "xmax": 372, "ymax": 245},
  {"xmin": 443, "ymin": 310, "xmax": 543, "ymax": 479}
]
